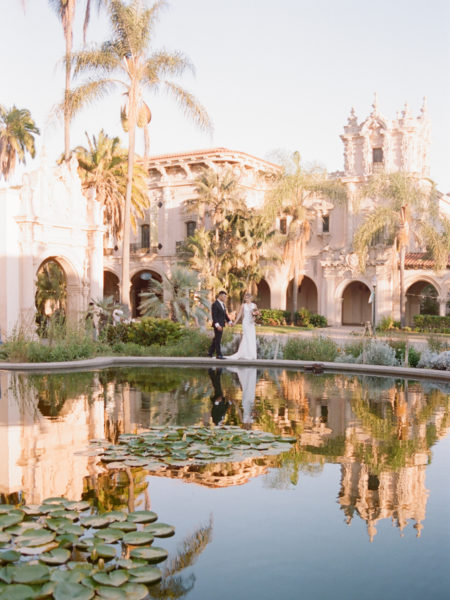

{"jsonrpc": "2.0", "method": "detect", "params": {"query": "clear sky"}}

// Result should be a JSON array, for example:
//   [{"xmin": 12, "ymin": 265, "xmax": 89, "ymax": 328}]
[{"xmin": 1, "ymin": 0, "xmax": 449, "ymax": 190}]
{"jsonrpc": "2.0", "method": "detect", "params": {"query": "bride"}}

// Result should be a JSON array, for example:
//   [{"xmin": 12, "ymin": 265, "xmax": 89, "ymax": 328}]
[{"xmin": 226, "ymin": 293, "xmax": 260, "ymax": 360}]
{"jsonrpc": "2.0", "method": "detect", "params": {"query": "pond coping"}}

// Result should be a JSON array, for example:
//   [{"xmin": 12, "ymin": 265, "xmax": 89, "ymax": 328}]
[{"xmin": 1, "ymin": 356, "xmax": 450, "ymax": 382}]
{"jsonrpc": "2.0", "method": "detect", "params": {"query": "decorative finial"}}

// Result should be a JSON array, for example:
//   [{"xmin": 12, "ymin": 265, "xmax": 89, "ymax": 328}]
[
  {"xmin": 347, "ymin": 106, "xmax": 358, "ymax": 126},
  {"xmin": 371, "ymin": 92, "xmax": 379, "ymax": 115},
  {"xmin": 402, "ymin": 101, "xmax": 412, "ymax": 119},
  {"xmin": 420, "ymin": 96, "xmax": 428, "ymax": 117}
]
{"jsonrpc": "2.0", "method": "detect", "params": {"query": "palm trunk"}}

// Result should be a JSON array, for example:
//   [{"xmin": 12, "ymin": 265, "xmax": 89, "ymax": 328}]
[
  {"xmin": 143, "ymin": 124, "xmax": 150, "ymax": 168},
  {"xmin": 399, "ymin": 245, "xmax": 406, "ymax": 327},
  {"xmin": 63, "ymin": 7, "xmax": 74, "ymax": 161},
  {"xmin": 121, "ymin": 86, "xmax": 137, "ymax": 310},
  {"xmin": 291, "ymin": 263, "xmax": 299, "ymax": 323}
]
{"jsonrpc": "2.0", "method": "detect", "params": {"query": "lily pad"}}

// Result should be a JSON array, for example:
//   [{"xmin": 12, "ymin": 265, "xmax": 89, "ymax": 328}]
[
  {"xmin": 121, "ymin": 583, "xmax": 151, "ymax": 599},
  {"xmin": 94, "ymin": 587, "xmax": 127, "ymax": 600},
  {"xmin": 122, "ymin": 531, "xmax": 154, "ymax": 546},
  {"xmin": 102, "ymin": 511, "xmax": 127, "ymax": 523},
  {"xmin": 130, "ymin": 547, "xmax": 168, "ymax": 564},
  {"xmin": 0, "ymin": 514, "xmax": 23, "ymax": 530},
  {"xmin": 110, "ymin": 522, "xmax": 136, "ymax": 532},
  {"xmin": 54, "ymin": 582, "xmax": 94, "ymax": 600},
  {"xmin": 81, "ymin": 516, "xmax": 111, "ymax": 529},
  {"xmin": 12, "ymin": 564, "xmax": 50, "ymax": 584},
  {"xmin": 39, "ymin": 548, "xmax": 71, "ymax": 565},
  {"xmin": 127, "ymin": 511, "xmax": 157, "ymax": 524},
  {"xmin": 18, "ymin": 542, "xmax": 59, "ymax": 556},
  {"xmin": 92, "ymin": 570, "xmax": 129, "ymax": 587},
  {"xmin": 90, "ymin": 544, "xmax": 117, "ymax": 560},
  {"xmin": 128, "ymin": 565, "xmax": 162, "ymax": 584},
  {"xmin": 62, "ymin": 501, "xmax": 91, "ymax": 512},
  {"xmin": 0, "ymin": 583, "xmax": 35, "ymax": 599},
  {"xmin": 50, "ymin": 570, "xmax": 85, "ymax": 584},
  {"xmin": 94, "ymin": 529, "xmax": 124, "ymax": 544},
  {"xmin": 55, "ymin": 533, "xmax": 79, "ymax": 548},
  {"xmin": 16, "ymin": 529, "xmax": 55, "ymax": 547},
  {"xmin": 0, "ymin": 551, "xmax": 20, "ymax": 564},
  {"xmin": 143, "ymin": 523, "xmax": 175, "ymax": 538},
  {"xmin": 0, "ymin": 533, "xmax": 11, "ymax": 544}
]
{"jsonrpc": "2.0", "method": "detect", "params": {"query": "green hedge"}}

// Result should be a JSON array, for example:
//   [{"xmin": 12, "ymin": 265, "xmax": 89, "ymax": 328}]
[
  {"xmin": 259, "ymin": 308, "xmax": 327, "ymax": 328},
  {"xmin": 413, "ymin": 315, "xmax": 450, "ymax": 333},
  {"xmin": 103, "ymin": 317, "xmax": 184, "ymax": 346}
]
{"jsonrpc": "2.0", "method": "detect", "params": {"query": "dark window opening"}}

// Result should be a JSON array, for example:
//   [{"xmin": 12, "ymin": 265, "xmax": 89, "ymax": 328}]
[
  {"xmin": 368, "ymin": 474, "xmax": 380, "ymax": 491},
  {"xmin": 186, "ymin": 221, "xmax": 196, "ymax": 238},
  {"xmin": 280, "ymin": 218, "xmax": 287, "ymax": 234},
  {"xmin": 322, "ymin": 215, "xmax": 330, "ymax": 233},
  {"xmin": 373, "ymin": 148, "xmax": 383, "ymax": 163},
  {"xmin": 320, "ymin": 405, "xmax": 328, "ymax": 423},
  {"xmin": 141, "ymin": 224, "xmax": 150, "ymax": 248}
]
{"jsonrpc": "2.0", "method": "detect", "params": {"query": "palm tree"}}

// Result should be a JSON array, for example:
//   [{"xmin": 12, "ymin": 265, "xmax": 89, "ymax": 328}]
[
  {"xmin": 0, "ymin": 105, "xmax": 40, "ymax": 180},
  {"xmin": 139, "ymin": 265, "xmax": 210, "ymax": 327},
  {"xmin": 70, "ymin": 0, "xmax": 212, "ymax": 309},
  {"xmin": 74, "ymin": 129, "xmax": 149, "ymax": 242},
  {"xmin": 267, "ymin": 151, "xmax": 347, "ymax": 319},
  {"xmin": 184, "ymin": 167, "xmax": 246, "ymax": 240},
  {"xmin": 353, "ymin": 171, "xmax": 448, "ymax": 327},
  {"xmin": 48, "ymin": 0, "xmax": 105, "ymax": 160}
]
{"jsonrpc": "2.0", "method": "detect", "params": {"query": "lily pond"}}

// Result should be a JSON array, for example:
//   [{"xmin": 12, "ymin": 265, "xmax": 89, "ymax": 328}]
[{"xmin": 0, "ymin": 366, "xmax": 449, "ymax": 600}]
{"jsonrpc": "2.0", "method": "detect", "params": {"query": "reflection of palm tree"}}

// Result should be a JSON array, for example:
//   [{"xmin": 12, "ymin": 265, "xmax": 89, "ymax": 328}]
[{"xmin": 149, "ymin": 516, "xmax": 213, "ymax": 599}]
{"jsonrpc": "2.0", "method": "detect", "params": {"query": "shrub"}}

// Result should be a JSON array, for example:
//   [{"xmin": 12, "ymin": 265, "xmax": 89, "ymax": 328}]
[
  {"xmin": 342, "ymin": 340, "xmax": 364, "ymax": 358},
  {"xmin": 408, "ymin": 346, "xmax": 421, "ymax": 368},
  {"xmin": 377, "ymin": 315, "xmax": 400, "ymax": 332},
  {"xmin": 355, "ymin": 339, "xmax": 399, "ymax": 366},
  {"xmin": 104, "ymin": 318, "xmax": 183, "ymax": 347},
  {"xmin": 417, "ymin": 349, "xmax": 439, "ymax": 369},
  {"xmin": 257, "ymin": 335, "xmax": 286, "ymax": 359},
  {"xmin": 414, "ymin": 315, "xmax": 450, "ymax": 332},
  {"xmin": 259, "ymin": 309, "xmax": 288, "ymax": 326},
  {"xmin": 258, "ymin": 309, "xmax": 327, "ymax": 328},
  {"xmin": 309, "ymin": 313, "xmax": 328, "ymax": 328},
  {"xmin": 426, "ymin": 334, "xmax": 450, "ymax": 354},
  {"xmin": 283, "ymin": 335, "xmax": 338, "ymax": 361}
]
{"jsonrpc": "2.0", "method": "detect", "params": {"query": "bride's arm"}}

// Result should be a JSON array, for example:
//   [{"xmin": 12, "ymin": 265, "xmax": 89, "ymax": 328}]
[{"xmin": 234, "ymin": 304, "xmax": 244, "ymax": 324}]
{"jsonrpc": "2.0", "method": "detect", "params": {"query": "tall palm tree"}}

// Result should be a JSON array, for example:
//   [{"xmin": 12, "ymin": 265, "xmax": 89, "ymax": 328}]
[
  {"xmin": 49, "ymin": 0, "xmax": 105, "ymax": 160},
  {"xmin": 267, "ymin": 151, "xmax": 347, "ymax": 319},
  {"xmin": 70, "ymin": 0, "xmax": 212, "ymax": 308},
  {"xmin": 353, "ymin": 171, "xmax": 447, "ymax": 327},
  {"xmin": 184, "ymin": 167, "xmax": 246, "ymax": 240},
  {"xmin": 74, "ymin": 129, "xmax": 149, "ymax": 241},
  {"xmin": 0, "ymin": 105, "xmax": 40, "ymax": 180}
]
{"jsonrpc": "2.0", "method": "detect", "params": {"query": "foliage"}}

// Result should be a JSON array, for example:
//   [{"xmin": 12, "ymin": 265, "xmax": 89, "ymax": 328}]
[
  {"xmin": 138, "ymin": 265, "xmax": 210, "ymax": 327},
  {"xmin": 107, "ymin": 317, "xmax": 183, "ymax": 347},
  {"xmin": 258, "ymin": 309, "xmax": 289, "ymax": 326},
  {"xmin": 0, "ymin": 104, "xmax": 40, "ymax": 179},
  {"xmin": 110, "ymin": 328, "xmax": 211, "ymax": 357},
  {"xmin": 74, "ymin": 130, "xmax": 149, "ymax": 240},
  {"xmin": 257, "ymin": 336, "xmax": 286, "ymax": 359},
  {"xmin": 419, "ymin": 349, "xmax": 450, "ymax": 370},
  {"xmin": 376, "ymin": 315, "xmax": 401, "ymax": 331},
  {"xmin": 258, "ymin": 308, "xmax": 327, "ymax": 328},
  {"xmin": 414, "ymin": 314, "xmax": 450, "ymax": 333},
  {"xmin": 355, "ymin": 339, "xmax": 399, "ymax": 366},
  {"xmin": 283, "ymin": 335, "xmax": 338, "ymax": 361}
]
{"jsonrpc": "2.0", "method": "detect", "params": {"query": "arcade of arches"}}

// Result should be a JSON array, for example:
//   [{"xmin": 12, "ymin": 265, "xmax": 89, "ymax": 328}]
[
  {"xmin": 406, "ymin": 281, "xmax": 439, "ymax": 326},
  {"xmin": 342, "ymin": 281, "xmax": 371, "ymax": 326},
  {"xmin": 286, "ymin": 277, "xmax": 318, "ymax": 314}
]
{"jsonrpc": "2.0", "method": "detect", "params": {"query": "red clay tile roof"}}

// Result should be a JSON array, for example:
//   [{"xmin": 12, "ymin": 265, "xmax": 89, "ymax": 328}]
[{"xmin": 405, "ymin": 252, "xmax": 450, "ymax": 269}]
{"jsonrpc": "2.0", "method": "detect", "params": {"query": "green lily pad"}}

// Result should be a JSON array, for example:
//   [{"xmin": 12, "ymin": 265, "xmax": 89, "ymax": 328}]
[
  {"xmin": 94, "ymin": 587, "xmax": 127, "ymax": 600},
  {"xmin": 143, "ymin": 523, "xmax": 175, "ymax": 538},
  {"xmin": 94, "ymin": 529, "xmax": 123, "ymax": 544},
  {"xmin": 18, "ymin": 542, "xmax": 58, "ymax": 556},
  {"xmin": 0, "ymin": 583, "xmax": 35, "ymax": 599},
  {"xmin": 102, "ymin": 512, "xmax": 127, "ymax": 523},
  {"xmin": 90, "ymin": 544, "xmax": 117, "ymax": 560},
  {"xmin": 54, "ymin": 582, "xmax": 94, "ymax": 600},
  {"xmin": 81, "ymin": 516, "xmax": 111, "ymax": 529},
  {"xmin": 121, "ymin": 583, "xmax": 151, "ymax": 599},
  {"xmin": 0, "ymin": 533, "xmax": 11, "ymax": 544},
  {"xmin": 0, "ymin": 514, "xmax": 23, "ymax": 530},
  {"xmin": 50, "ymin": 510, "xmax": 79, "ymax": 521},
  {"xmin": 115, "ymin": 559, "xmax": 146, "ymax": 570},
  {"xmin": 130, "ymin": 546, "xmax": 168, "ymax": 564},
  {"xmin": 55, "ymin": 533, "xmax": 79, "ymax": 548},
  {"xmin": 42, "ymin": 497, "xmax": 66, "ymax": 505},
  {"xmin": 50, "ymin": 570, "xmax": 85, "ymax": 584},
  {"xmin": 110, "ymin": 522, "xmax": 136, "ymax": 532},
  {"xmin": 17, "ymin": 529, "xmax": 55, "ymax": 547},
  {"xmin": 0, "ymin": 506, "xmax": 13, "ymax": 515},
  {"xmin": 20, "ymin": 506, "xmax": 41, "ymax": 517},
  {"xmin": 0, "ymin": 551, "xmax": 20, "ymax": 564},
  {"xmin": 0, "ymin": 565, "xmax": 15, "ymax": 584},
  {"xmin": 39, "ymin": 548, "xmax": 71, "ymax": 565},
  {"xmin": 62, "ymin": 501, "xmax": 91, "ymax": 512},
  {"xmin": 12, "ymin": 564, "xmax": 50, "ymax": 585},
  {"xmin": 92, "ymin": 570, "xmax": 129, "ymax": 587},
  {"xmin": 122, "ymin": 531, "xmax": 154, "ymax": 546},
  {"xmin": 127, "ymin": 511, "xmax": 157, "ymax": 524},
  {"xmin": 128, "ymin": 565, "xmax": 162, "ymax": 584}
]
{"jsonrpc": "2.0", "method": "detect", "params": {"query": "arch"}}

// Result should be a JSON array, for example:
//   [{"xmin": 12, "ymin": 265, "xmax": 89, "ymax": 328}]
[
  {"xmin": 103, "ymin": 270, "xmax": 120, "ymax": 303},
  {"xmin": 341, "ymin": 281, "xmax": 371, "ymax": 325},
  {"xmin": 256, "ymin": 279, "xmax": 271, "ymax": 309},
  {"xmin": 130, "ymin": 269, "xmax": 163, "ymax": 318},
  {"xmin": 405, "ymin": 280, "xmax": 439, "ymax": 326},
  {"xmin": 35, "ymin": 256, "xmax": 82, "ymax": 329},
  {"xmin": 286, "ymin": 276, "xmax": 318, "ymax": 314}
]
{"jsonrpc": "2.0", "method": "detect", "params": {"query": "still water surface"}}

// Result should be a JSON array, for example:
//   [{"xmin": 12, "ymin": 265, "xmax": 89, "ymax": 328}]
[{"xmin": 0, "ymin": 366, "xmax": 449, "ymax": 599}]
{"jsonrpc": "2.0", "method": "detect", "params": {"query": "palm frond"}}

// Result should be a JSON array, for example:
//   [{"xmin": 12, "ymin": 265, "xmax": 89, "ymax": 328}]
[
  {"xmin": 163, "ymin": 81, "xmax": 213, "ymax": 133},
  {"xmin": 353, "ymin": 206, "xmax": 397, "ymax": 271}
]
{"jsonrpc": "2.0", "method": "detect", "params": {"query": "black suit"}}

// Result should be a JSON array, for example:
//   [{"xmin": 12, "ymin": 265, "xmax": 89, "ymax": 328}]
[
  {"xmin": 208, "ymin": 299, "xmax": 231, "ymax": 357},
  {"xmin": 208, "ymin": 368, "xmax": 229, "ymax": 425}
]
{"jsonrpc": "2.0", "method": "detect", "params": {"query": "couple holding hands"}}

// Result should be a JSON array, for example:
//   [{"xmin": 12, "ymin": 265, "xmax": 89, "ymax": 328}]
[{"xmin": 208, "ymin": 291, "xmax": 260, "ymax": 360}]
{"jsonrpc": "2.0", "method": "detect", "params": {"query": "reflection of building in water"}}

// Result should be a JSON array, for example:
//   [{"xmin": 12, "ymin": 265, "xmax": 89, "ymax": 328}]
[
  {"xmin": 147, "ymin": 456, "xmax": 276, "ymax": 488},
  {"xmin": 0, "ymin": 372, "xmax": 104, "ymax": 503}
]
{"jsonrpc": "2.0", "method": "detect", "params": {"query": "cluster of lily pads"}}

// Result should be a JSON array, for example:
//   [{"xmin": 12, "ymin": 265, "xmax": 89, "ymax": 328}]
[
  {"xmin": 0, "ymin": 498, "xmax": 175, "ymax": 600},
  {"xmin": 92, "ymin": 426, "xmax": 297, "ymax": 469}
]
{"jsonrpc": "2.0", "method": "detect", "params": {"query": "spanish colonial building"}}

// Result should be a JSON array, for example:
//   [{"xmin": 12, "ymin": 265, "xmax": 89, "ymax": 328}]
[{"xmin": 0, "ymin": 97, "xmax": 448, "ymax": 337}]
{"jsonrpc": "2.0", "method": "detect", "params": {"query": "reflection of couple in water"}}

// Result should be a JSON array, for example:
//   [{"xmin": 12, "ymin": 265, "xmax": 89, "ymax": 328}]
[{"xmin": 208, "ymin": 366, "xmax": 257, "ymax": 427}]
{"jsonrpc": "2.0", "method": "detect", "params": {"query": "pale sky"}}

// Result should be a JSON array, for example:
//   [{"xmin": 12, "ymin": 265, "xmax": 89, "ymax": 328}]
[{"xmin": 1, "ymin": 0, "xmax": 449, "ymax": 189}]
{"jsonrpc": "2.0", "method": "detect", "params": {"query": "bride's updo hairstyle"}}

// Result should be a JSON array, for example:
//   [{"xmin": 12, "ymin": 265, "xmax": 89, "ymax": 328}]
[{"xmin": 244, "ymin": 292, "xmax": 253, "ymax": 302}]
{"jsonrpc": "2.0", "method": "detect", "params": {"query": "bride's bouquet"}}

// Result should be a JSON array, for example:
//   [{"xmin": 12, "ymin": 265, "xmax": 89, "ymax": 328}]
[{"xmin": 252, "ymin": 308, "xmax": 262, "ymax": 325}]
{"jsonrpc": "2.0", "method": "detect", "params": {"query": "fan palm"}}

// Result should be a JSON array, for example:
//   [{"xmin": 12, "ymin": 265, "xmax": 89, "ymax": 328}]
[
  {"xmin": 267, "ymin": 151, "xmax": 347, "ymax": 319},
  {"xmin": 139, "ymin": 265, "xmax": 210, "ymax": 327},
  {"xmin": 48, "ymin": 0, "xmax": 105, "ymax": 160},
  {"xmin": 74, "ymin": 129, "xmax": 149, "ymax": 241},
  {"xmin": 70, "ymin": 0, "xmax": 212, "ymax": 308},
  {"xmin": 353, "ymin": 171, "xmax": 447, "ymax": 327},
  {"xmin": 0, "ymin": 105, "xmax": 40, "ymax": 180}
]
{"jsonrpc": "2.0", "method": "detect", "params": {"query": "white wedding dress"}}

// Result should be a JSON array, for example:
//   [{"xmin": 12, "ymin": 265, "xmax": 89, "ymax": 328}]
[{"xmin": 226, "ymin": 302, "xmax": 257, "ymax": 360}]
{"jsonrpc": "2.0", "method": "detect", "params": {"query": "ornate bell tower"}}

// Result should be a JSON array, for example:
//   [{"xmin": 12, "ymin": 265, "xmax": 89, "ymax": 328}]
[{"xmin": 340, "ymin": 94, "xmax": 431, "ymax": 179}]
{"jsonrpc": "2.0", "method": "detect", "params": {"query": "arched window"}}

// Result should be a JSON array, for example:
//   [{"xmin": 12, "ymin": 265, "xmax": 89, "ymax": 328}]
[
  {"xmin": 186, "ymin": 221, "xmax": 196, "ymax": 238},
  {"xmin": 141, "ymin": 224, "xmax": 150, "ymax": 248}
]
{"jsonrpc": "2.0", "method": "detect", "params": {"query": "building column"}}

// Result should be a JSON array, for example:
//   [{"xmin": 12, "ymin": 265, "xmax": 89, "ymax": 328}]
[{"xmin": 438, "ymin": 297, "xmax": 447, "ymax": 317}]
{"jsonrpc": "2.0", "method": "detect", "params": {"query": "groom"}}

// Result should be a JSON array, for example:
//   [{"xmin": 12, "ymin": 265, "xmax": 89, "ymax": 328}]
[{"xmin": 208, "ymin": 290, "xmax": 232, "ymax": 359}]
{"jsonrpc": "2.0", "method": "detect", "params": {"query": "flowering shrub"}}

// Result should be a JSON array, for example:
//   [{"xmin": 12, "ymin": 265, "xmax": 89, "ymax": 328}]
[{"xmin": 355, "ymin": 339, "xmax": 399, "ymax": 366}]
